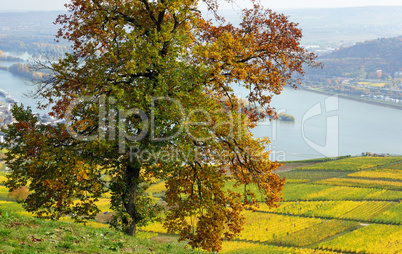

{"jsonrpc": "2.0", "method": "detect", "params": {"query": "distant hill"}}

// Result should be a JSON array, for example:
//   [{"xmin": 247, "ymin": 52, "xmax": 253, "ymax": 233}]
[
  {"xmin": 307, "ymin": 36, "xmax": 402, "ymax": 79},
  {"xmin": 325, "ymin": 37, "xmax": 402, "ymax": 60},
  {"xmin": 283, "ymin": 6, "xmax": 402, "ymax": 46},
  {"xmin": 217, "ymin": 6, "xmax": 402, "ymax": 47},
  {"xmin": 1, "ymin": 7, "xmax": 402, "ymax": 54},
  {"xmin": 0, "ymin": 11, "xmax": 68, "ymax": 55}
]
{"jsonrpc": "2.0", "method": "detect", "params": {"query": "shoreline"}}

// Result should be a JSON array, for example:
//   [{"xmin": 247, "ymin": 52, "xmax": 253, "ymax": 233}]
[{"xmin": 299, "ymin": 87, "xmax": 402, "ymax": 111}]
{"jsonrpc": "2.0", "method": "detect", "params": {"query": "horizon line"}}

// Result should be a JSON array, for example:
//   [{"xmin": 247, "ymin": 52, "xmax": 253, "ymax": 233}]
[{"xmin": 1, "ymin": 5, "xmax": 402, "ymax": 13}]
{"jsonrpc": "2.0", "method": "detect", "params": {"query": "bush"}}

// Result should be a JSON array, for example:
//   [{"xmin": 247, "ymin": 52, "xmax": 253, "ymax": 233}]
[{"xmin": 8, "ymin": 186, "xmax": 29, "ymax": 202}]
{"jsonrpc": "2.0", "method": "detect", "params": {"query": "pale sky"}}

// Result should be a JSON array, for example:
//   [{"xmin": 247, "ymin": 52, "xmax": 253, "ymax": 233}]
[{"xmin": 1, "ymin": 0, "xmax": 402, "ymax": 12}]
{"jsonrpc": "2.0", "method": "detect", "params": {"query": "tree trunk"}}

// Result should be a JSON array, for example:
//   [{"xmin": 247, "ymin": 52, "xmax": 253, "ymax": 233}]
[{"xmin": 124, "ymin": 162, "xmax": 141, "ymax": 236}]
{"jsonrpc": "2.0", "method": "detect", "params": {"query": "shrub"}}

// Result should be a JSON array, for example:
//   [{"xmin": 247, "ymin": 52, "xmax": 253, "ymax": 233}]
[{"xmin": 8, "ymin": 186, "xmax": 29, "ymax": 202}]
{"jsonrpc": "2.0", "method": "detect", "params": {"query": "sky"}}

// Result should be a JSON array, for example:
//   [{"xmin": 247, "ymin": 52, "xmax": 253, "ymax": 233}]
[{"xmin": 1, "ymin": 0, "xmax": 402, "ymax": 12}]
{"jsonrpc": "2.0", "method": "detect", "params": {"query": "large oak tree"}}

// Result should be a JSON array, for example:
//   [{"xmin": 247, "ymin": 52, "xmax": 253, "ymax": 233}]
[{"xmin": 2, "ymin": 0, "xmax": 318, "ymax": 251}]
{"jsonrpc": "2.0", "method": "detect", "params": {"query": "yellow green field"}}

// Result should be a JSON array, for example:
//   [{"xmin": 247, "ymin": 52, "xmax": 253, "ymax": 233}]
[
  {"xmin": 315, "ymin": 177, "xmax": 402, "ymax": 190},
  {"xmin": 258, "ymin": 201, "xmax": 399, "ymax": 223},
  {"xmin": 296, "ymin": 156, "xmax": 402, "ymax": 171},
  {"xmin": 357, "ymin": 81, "xmax": 386, "ymax": 87},
  {"xmin": 317, "ymin": 224, "xmax": 402, "ymax": 253},
  {"xmin": 347, "ymin": 168, "xmax": 402, "ymax": 180},
  {"xmin": 1, "ymin": 155, "xmax": 402, "ymax": 253}
]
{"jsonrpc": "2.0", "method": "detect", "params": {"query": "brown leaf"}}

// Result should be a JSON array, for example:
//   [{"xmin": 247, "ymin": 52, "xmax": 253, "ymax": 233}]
[{"xmin": 30, "ymin": 236, "xmax": 43, "ymax": 242}]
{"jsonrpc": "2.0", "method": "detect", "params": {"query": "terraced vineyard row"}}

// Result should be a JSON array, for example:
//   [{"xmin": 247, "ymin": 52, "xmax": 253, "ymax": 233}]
[
  {"xmin": 296, "ymin": 157, "xmax": 402, "ymax": 171},
  {"xmin": 238, "ymin": 212, "xmax": 322, "ymax": 242},
  {"xmin": 282, "ymin": 183, "xmax": 402, "ymax": 201},
  {"xmin": 139, "ymin": 212, "xmax": 357, "ymax": 250},
  {"xmin": 347, "ymin": 168, "xmax": 402, "ymax": 181},
  {"xmin": 259, "ymin": 201, "xmax": 361, "ymax": 217},
  {"xmin": 378, "ymin": 161, "xmax": 402, "ymax": 170},
  {"xmin": 220, "ymin": 241, "xmax": 340, "ymax": 253},
  {"xmin": 339, "ymin": 201, "xmax": 395, "ymax": 221},
  {"xmin": 317, "ymin": 224, "xmax": 402, "ymax": 254},
  {"xmin": 224, "ymin": 182, "xmax": 402, "ymax": 202},
  {"xmin": 267, "ymin": 220, "xmax": 358, "ymax": 247},
  {"xmin": 258, "ymin": 201, "xmax": 400, "ymax": 224},
  {"xmin": 315, "ymin": 177, "xmax": 402, "ymax": 190},
  {"xmin": 278, "ymin": 170, "xmax": 350, "ymax": 182},
  {"xmin": 371, "ymin": 203, "xmax": 402, "ymax": 224}
]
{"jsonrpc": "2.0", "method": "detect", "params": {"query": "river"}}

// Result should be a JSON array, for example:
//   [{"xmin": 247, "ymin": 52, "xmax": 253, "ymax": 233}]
[
  {"xmin": 0, "ymin": 64, "xmax": 401, "ymax": 161},
  {"xmin": 250, "ymin": 87, "xmax": 402, "ymax": 161}
]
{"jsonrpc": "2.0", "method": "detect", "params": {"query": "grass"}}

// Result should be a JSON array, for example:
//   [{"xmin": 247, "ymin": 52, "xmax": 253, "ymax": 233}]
[{"xmin": 0, "ymin": 208, "xmax": 202, "ymax": 254}]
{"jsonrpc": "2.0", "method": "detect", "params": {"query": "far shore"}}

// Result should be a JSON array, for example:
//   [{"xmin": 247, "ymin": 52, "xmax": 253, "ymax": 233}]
[{"xmin": 299, "ymin": 87, "xmax": 402, "ymax": 111}]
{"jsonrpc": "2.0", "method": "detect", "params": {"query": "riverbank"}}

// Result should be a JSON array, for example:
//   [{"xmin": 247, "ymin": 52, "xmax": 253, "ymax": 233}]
[{"xmin": 299, "ymin": 87, "xmax": 402, "ymax": 110}]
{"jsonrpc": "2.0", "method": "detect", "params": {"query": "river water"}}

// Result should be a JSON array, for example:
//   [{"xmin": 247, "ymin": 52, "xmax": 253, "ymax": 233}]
[
  {"xmin": 0, "ymin": 68, "xmax": 43, "ymax": 112},
  {"xmin": 250, "ymin": 88, "xmax": 402, "ymax": 161},
  {"xmin": 0, "ymin": 64, "xmax": 401, "ymax": 161}
]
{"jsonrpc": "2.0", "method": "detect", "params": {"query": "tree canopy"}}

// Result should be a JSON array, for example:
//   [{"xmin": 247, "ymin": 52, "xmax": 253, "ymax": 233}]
[{"xmin": 2, "ymin": 0, "xmax": 318, "ymax": 252}]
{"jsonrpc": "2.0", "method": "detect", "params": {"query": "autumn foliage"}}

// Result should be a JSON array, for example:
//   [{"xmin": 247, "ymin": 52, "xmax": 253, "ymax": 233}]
[
  {"xmin": 8, "ymin": 186, "xmax": 30, "ymax": 203},
  {"xmin": 1, "ymin": 0, "xmax": 318, "ymax": 252}
]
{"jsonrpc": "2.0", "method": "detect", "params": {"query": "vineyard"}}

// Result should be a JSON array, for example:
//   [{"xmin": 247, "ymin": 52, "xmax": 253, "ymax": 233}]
[
  {"xmin": 296, "ymin": 157, "xmax": 402, "ymax": 171},
  {"xmin": 219, "ymin": 241, "xmax": 340, "ymax": 253},
  {"xmin": 137, "ymin": 156, "xmax": 402, "ymax": 253},
  {"xmin": 380, "ymin": 161, "xmax": 402, "ymax": 170},
  {"xmin": 281, "ymin": 183, "xmax": 402, "ymax": 201},
  {"xmin": 278, "ymin": 170, "xmax": 349, "ymax": 181},
  {"xmin": 317, "ymin": 224, "xmax": 402, "ymax": 253},
  {"xmin": 238, "ymin": 212, "xmax": 322, "ymax": 242},
  {"xmin": 315, "ymin": 177, "xmax": 402, "ymax": 190},
  {"xmin": 257, "ymin": 201, "xmax": 400, "ymax": 224},
  {"xmin": 0, "ymin": 156, "xmax": 401, "ymax": 253},
  {"xmin": 267, "ymin": 220, "xmax": 358, "ymax": 247},
  {"xmin": 371, "ymin": 203, "xmax": 402, "ymax": 224},
  {"xmin": 347, "ymin": 168, "xmax": 402, "ymax": 181},
  {"xmin": 0, "ymin": 174, "xmax": 7, "ymax": 184}
]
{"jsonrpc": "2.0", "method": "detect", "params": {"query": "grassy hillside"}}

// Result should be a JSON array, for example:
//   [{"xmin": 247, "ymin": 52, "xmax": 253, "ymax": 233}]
[{"xmin": 0, "ymin": 206, "xmax": 200, "ymax": 254}]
